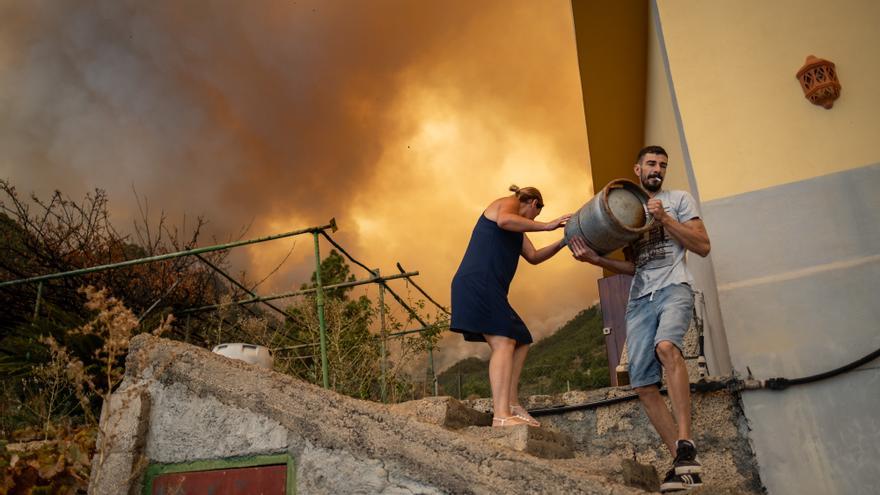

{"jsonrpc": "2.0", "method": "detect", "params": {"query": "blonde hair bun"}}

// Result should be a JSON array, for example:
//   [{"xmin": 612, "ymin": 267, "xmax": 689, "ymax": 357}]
[{"xmin": 509, "ymin": 185, "xmax": 520, "ymax": 193}]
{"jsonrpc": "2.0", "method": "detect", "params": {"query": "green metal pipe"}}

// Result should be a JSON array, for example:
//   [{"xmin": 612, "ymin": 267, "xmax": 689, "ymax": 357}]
[
  {"xmin": 385, "ymin": 325, "xmax": 437, "ymax": 338},
  {"xmin": 0, "ymin": 219, "xmax": 337, "ymax": 288},
  {"xmin": 137, "ymin": 278, "xmax": 181, "ymax": 324},
  {"xmin": 272, "ymin": 342, "xmax": 320, "ymax": 351},
  {"xmin": 322, "ymin": 232, "xmax": 432, "ymax": 329},
  {"xmin": 313, "ymin": 232, "xmax": 330, "ymax": 389},
  {"xmin": 428, "ymin": 342, "xmax": 437, "ymax": 396},
  {"xmin": 319, "ymin": 230, "xmax": 375, "ymax": 275},
  {"xmin": 32, "ymin": 281, "xmax": 43, "ymax": 322},
  {"xmin": 194, "ymin": 254, "xmax": 290, "ymax": 320},
  {"xmin": 396, "ymin": 262, "xmax": 449, "ymax": 315},
  {"xmin": 377, "ymin": 268, "xmax": 388, "ymax": 403},
  {"xmin": 177, "ymin": 271, "xmax": 418, "ymax": 315},
  {"xmin": 193, "ymin": 252, "xmax": 313, "ymax": 346},
  {"xmin": 320, "ymin": 232, "xmax": 448, "ymax": 404},
  {"xmin": 374, "ymin": 277, "xmax": 437, "ymax": 396},
  {"xmin": 271, "ymin": 323, "xmax": 441, "ymax": 354}
]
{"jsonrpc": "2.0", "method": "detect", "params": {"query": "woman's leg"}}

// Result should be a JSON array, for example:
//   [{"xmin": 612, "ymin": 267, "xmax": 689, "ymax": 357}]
[
  {"xmin": 508, "ymin": 343, "xmax": 540, "ymax": 426},
  {"xmin": 508, "ymin": 343, "xmax": 530, "ymax": 407},
  {"xmin": 485, "ymin": 334, "xmax": 517, "ymax": 418}
]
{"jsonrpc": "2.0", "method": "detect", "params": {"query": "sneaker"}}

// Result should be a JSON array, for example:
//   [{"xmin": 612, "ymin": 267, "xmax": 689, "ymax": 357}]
[
  {"xmin": 661, "ymin": 468, "xmax": 703, "ymax": 492},
  {"xmin": 673, "ymin": 440, "xmax": 702, "ymax": 475}
]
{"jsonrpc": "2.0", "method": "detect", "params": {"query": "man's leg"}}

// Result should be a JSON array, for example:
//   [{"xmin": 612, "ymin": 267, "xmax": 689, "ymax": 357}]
[
  {"xmin": 656, "ymin": 341, "xmax": 691, "ymax": 442},
  {"xmin": 626, "ymin": 295, "xmax": 678, "ymax": 451},
  {"xmin": 653, "ymin": 342, "xmax": 703, "ymax": 491},
  {"xmin": 635, "ymin": 384, "xmax": 678, "ymax": 453},
  {"xmin": 653, "ymin": 284, "xmax": 701, "ymax": 487}
]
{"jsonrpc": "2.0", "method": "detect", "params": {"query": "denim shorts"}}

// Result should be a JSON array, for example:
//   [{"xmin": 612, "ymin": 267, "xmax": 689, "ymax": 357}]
[{"xmin": 625, "ymin": 283, "xmax": 694, "ymax": 388}]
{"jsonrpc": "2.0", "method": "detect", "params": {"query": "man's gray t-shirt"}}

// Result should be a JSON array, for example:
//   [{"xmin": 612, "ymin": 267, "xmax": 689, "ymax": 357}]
[{"xmin": 628, "ymin": 189, "xmax": 701, "ymax": 300}]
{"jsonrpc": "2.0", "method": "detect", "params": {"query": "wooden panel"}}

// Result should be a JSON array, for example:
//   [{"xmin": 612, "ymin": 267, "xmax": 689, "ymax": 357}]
[
  {"xmin": 597, "ymin": 274, "xmax": 632, "ymax": 386},
  {"xmin": 152, "ymin": 464, "xmax": 286, "ymax": 495}
]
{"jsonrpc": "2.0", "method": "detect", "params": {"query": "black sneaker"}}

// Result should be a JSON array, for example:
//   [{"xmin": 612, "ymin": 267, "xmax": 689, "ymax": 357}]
[
  {"xmin": 661, "ymin": 468, "xmax": 703, "ymax": 492},
  {"xmin": 673, "ymin": 439, "xmax": 702, "ymax": 475}
]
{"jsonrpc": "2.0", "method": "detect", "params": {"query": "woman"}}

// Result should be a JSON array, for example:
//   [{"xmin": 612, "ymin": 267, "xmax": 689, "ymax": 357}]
[{"xmin": 451, "ymin": 185, "xmax": 570, "ymax": 427}]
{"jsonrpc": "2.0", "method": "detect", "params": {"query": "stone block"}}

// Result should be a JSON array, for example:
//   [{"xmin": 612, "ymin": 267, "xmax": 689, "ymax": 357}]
[
  {"xmin": 462, "ymin": 424, "xmax": 575, "ymax": 459},
  {"xmin": 390, "ymin": 396, "xmax": 492, "ymax": 429}
]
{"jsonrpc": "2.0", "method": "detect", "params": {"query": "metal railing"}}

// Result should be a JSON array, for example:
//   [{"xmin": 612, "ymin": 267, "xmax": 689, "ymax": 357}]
[{"xmin": 1, "ymin": 217, "xmax": 447, "ymax": 400}]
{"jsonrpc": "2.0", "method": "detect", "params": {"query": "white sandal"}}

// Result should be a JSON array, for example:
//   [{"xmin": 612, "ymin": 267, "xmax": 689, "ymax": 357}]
[
  {"xmin": 510, "ymin": 404, "xmax": 540, "ymax": 427},
  {"xmin": 492, "ymin": 415, "xmax": 529, "ymax": 427}
]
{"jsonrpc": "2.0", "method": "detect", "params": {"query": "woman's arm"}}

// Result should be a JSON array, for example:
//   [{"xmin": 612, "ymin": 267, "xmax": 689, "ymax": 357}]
[
  {"xmin": 493, "ymin": 197, "xmax": 569, "ymax": 233},
  {"xmin": 521, "ymin": 236, "xmax": 566, "ymax": 265}
]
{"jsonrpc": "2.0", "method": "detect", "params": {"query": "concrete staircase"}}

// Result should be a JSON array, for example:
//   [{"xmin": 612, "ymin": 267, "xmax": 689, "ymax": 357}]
[
  {"xmin": 392, "ymin": 391, "xmax": 763, "ymax": 494},
  {"xmin": 89, "ymin": 334, "xmax": 763, "ymax": 494}
]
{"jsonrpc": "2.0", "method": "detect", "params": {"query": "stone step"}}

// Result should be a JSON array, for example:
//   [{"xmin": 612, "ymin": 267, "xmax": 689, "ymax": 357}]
[
  {"xmin": 390, "ymin": 396, "xmax": 492, "ymax": 429},
  {"xmin": 461, "ymin": 423, "xmax": 575, "ymax": 460},
  {"xmin": 389, "ymin": 396, "xmax": 575, "ymax": 460}
]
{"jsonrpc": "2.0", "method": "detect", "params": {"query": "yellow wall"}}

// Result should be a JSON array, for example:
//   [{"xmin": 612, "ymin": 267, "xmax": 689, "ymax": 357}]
[
  {"xmin": 655, "ymin": 0, "xmax": 880, "ymax": 202},
  {"xmin": 643, "ymin": 6, "xmax": 689, "ymax": 194},
  {"xmin": 570, "ymin": 0, "xmax": 648, "ymax": 194}
]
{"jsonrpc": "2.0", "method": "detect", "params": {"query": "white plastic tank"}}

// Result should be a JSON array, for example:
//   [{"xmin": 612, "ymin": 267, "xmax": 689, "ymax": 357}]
[{"xmin": 212, "ymin": 343, "xmax": 274, "ymax": 369}]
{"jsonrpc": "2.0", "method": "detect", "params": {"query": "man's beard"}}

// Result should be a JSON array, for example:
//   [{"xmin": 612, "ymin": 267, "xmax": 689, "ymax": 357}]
[{"xmin": 641, "ymin": 174, "xmax": 663, "ymax": 192}]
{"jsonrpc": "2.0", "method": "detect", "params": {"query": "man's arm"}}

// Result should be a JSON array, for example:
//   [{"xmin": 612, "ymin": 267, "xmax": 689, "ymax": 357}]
[
  {"xmin": 569, "ymin": 237, "xmax": 635, "ymax": 275},
  {"xmin": 521, "ymin": 235, "xmax": 565, "ymax": 265},
  {"xmin": 647, "ymin": 198, "xmax": 711, "ymax": 257}
]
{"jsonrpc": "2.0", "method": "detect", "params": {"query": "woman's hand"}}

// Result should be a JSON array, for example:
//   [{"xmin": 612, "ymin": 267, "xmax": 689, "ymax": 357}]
[
  {"xmin": 569, "ymin": 236, "xmax": 600, "ymax": 264},
  {"xmin": 543, "ymin": 213, "xmax": 572, "ymax": 231}
]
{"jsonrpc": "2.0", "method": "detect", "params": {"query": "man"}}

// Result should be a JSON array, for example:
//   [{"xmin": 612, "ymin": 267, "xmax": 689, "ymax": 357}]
[{"xmin": 569, "ymin": 145, "xmax": 710, "ymax": 492}]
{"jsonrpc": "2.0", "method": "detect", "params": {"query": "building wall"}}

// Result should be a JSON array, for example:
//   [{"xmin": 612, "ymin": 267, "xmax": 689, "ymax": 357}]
[
  {"xmin": 653, "ymin": 0, "xmax": 880, "ymax": 493},
  {"xmin": 644, "ymin": 4, "xmax": 732, "ymax": 377},
  {"xmin": 656, "ymin": 0, "xmax": 880, "ymax": 202}
]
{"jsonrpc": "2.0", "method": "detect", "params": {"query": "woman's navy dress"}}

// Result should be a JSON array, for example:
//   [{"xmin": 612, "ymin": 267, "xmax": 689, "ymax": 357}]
[{"xmin": 450, "ymin": 214, "xmax": 532, "ymax": 344}]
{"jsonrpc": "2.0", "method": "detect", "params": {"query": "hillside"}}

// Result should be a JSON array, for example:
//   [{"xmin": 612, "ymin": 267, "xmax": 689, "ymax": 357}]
[{"xmin": 437, "ymin": 306, "xmax": 610, "ymax": 399}]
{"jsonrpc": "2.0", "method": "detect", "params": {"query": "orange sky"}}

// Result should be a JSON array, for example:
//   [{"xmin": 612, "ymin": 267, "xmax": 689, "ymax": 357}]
[{"xmin": 0, "ymin": 0, "xmax": 603, "ymax": 372}]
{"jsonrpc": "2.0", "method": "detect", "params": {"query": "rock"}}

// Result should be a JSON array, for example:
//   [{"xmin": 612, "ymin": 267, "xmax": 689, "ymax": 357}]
[{"xmin": 621, "ymin": 458, "xmax": 660, "ymax": 492}]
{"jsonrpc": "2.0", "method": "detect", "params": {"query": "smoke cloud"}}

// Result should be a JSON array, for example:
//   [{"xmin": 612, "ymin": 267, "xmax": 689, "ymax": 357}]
[{"xmin": 0, "ymin": 0, "xmax": 601, "ymax": 372}]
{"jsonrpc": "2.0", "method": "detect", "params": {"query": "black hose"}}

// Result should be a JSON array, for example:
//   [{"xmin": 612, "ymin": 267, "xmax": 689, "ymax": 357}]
[
  {"xmin": 529, "ymin": 380, "xmax": 736, "ymax": 416},
  {"xmin": 529, "ymin": 392, "xmax": 644, "ymax": 416},
  {"xmin": 764, "ymin": 345, "xmax": 880, "ymax": 390},
  {"xmin": 527, "ymin": 346, "xmax": 880, "ymax": 416}
]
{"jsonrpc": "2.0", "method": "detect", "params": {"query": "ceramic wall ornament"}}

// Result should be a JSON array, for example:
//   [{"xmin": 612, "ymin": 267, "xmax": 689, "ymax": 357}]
[{"xmin": 796, "ymin": 55, "xmax": 841, "ymax": 109}]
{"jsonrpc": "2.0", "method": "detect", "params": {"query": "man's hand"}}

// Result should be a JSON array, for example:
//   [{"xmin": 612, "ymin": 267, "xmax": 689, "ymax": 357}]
[
  {"xmin": 647, "ymin": 198, "xmax": 669, "ymax": 223},
  {"xmin": 569, "ymin": 235, "xmax": 636, "ymax": 274},
  {"xmin": 569, "ymin": 236, "xmax": 600, "ymax": 264},
  {"xmin": 544, "ymin": 213, "xmax": 572, "ymax": 231}
]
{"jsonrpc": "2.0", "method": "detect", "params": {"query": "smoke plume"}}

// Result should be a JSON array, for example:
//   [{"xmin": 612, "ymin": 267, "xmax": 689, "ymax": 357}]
[{"xmin": 0, "ymin": 0, "xmax": 600, "ymax": 372}]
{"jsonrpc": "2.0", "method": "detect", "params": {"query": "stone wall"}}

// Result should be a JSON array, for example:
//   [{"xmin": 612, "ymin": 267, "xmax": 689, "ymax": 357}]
[{"xmin": 90, "ymin": 335, "xmax": 644, "ymax": 495}]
